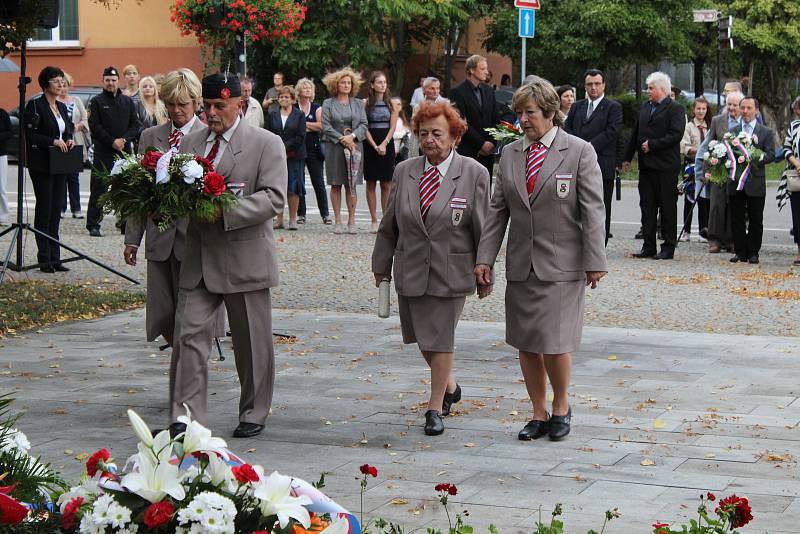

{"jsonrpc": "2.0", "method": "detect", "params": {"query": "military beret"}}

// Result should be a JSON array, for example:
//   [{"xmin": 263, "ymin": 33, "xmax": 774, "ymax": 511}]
[
  {"xmin": 103, "ymin": 66, "xmax": 119, "ymax": 77},
  {"xmin": 202, "ymin": 73, "xmax": 241, "ymax": 100}
]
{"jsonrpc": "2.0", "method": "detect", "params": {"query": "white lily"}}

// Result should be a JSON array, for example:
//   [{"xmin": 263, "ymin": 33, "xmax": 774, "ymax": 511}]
[
  {"xmin": 155, "ymin": 149, "xmax": 175, "ymax": 184},
  {"xmin": 176, "ymin": 405, "xmax": 229, "ymax": 459},
  {"xmin": 203, "ymin": 453, "xmax": 237, "ymax": 492},
  {"xmin": 181, "ymin": 159, "xmax": 204, "ymax": 184},
  {"xmin": 320, "ymin": 517, "xmax": 351, "ymax": 534},
  {"xmin": 253, "ymin": 471, "xmax": 312, "ymax": 529},
  {"xmin": 55, "ymin": 474, "xmax": 101, "ymax": 513},
  {"xmin": 121, "ymin": 436, "xmax": 185, "ymax": 503},
  {"xmin": 127, "ymin": 409, "xmax": 154, "ymax": 447}
]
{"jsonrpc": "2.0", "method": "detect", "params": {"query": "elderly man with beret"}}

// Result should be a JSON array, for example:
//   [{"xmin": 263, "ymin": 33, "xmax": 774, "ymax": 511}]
[{"xmin": 167, "ymin": 73, "xmax": 287, "ymax": 439}]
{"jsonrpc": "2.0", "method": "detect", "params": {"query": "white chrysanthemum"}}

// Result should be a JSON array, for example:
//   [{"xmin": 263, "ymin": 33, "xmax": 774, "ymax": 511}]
[
  {"xmin": 116, "ymin": 526, "xmax": 140, "ymax": 534},
  {"xmin": 107, "ymin": 501, "xmax": 133, "ymax": 529},
  {"xmin": 0, "ymin": 427, "xmax": 31, "ymax": 455},
  {"xmin": 78, "ymin": 513, "xmax": 105, "ymax": 534},
  {"xmin": 177, "ymin": 491, "xmax": 236, "ymax": 534},
  {"xmin": 90, "ymin": 494, "xmax": 116, "ymax": 524},
  {"xmin": 181, "ymin": 159, "xmax": 204, "ymax": 184}
]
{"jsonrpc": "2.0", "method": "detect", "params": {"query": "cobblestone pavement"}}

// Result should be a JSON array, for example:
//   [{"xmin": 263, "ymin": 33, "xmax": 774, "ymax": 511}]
[
  {"xmin": 4, "ymin": 309, "xmax": 799, "ymax": 532},
  {"xmin": 3, "ymin": 203, "xmax": 796, "ymax": 337}
]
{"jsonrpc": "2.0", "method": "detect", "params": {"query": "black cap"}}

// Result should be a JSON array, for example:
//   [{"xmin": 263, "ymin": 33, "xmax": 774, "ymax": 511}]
[
  {"xmin": 103, "ymin": 66, "xmax": 119, "ymax": 77},
  {"xmin": 202, "ymin": 72, "xmax": 241, "ymax": 100}
]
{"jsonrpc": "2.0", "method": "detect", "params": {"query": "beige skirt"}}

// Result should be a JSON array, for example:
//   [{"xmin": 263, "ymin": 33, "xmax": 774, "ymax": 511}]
[
  {"xmin": 398, "ymin": 294, "xmax": 466, "ymax": 352},
  {"xmin": 505, "ymin": 269, "xmax": 585, "ymax": 355}
]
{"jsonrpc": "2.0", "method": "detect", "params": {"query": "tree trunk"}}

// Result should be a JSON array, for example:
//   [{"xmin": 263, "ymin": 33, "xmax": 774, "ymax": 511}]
[{"xmin": 693, "ymin": 56, "xmax": 705, "ymax": 97}]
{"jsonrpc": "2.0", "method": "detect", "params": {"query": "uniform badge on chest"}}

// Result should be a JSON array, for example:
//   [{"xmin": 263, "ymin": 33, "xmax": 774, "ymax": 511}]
[
  {"xmin": 450, "ymin": 197, "xmax": 467, "ymax": 226},
  {"xmin": 555, "ymin": 174, "xmax": 573, "ymax": 199}
]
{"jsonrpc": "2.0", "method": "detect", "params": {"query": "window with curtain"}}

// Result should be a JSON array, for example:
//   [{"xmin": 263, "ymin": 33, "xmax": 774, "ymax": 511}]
[{"xmin": 30, "ymin": 0, "xmax": 79, "ymax": 46}]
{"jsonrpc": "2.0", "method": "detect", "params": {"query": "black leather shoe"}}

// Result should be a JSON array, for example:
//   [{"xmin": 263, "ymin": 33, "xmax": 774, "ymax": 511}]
[
  {"xmin": 548, "ymin": 407, "xmax": 572, "ymax": 441},
  {"xmin": 730, "ymin": 255, "xmax": 747, "ymax": 263},
  {"xmin": 39, "ymin": 265, "xmax": 55, "ymax": 273},
  {"xmin": 53, "ymin": 264, "xmax": 70, "ymax": 272},
  {"xmin": 441, "ymin": 384, "xmax": 461, "ymax": 416},
  {"xmin": 424, "ymin": 409, "xmax": 444, "ymax": 436},
  {"xmin": 88, "ymin": 228, "xmax": 102, "ymax": 237},
  {"xmin": 151, "ymin": 422, "xmax": 186, "ymax": 439},
  {"xmin": 518, "ymin": 414, "xmax": 550, "ymax": 441},
  {"xmin": 634, "ymin": 229, "xmax": 644, "ymax": 239},
  {"xmin": 632, "ymin": 250, "xmax": 656, "ymax": 258},
  {"xmin": 748, "ymin": 254, "xmax": 759, "ymax": 264},
  {"xmin": 652, "ymin": 250, "xmax": 674, "ymax": 260},
  {"xmin": 233, "ymin": 422, "xmax": 265, "ymax": 438}
]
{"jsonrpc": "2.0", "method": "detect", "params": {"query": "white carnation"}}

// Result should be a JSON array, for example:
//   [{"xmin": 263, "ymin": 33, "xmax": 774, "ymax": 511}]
[
  {"xmin": 0, "ymin": 427, "xmax": 30, "ymax": 455},
  {"xmin": 724, "ymin": 160, "xmax": 732, "ymax": 168},
  {"xmin": 702, "ymin": 151, "xmax": 710, "ymax": 160},
  {"xmin": 110, "ymin": 158, "xmax": 133, "ymax": 176},
  {"xmin": 181, "ymin": 160, "xmax": 204, "ymax": 184}
]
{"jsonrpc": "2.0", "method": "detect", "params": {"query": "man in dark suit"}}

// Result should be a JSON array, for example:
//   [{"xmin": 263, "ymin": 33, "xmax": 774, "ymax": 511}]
[
  {"xmin": 623, "ymin": 72, "xmax": 686, "ymax": 260},
  {"xmin": 450, "ymin": 54, "xmax": 500, "ymax": 181},
  {"xmin": 727, "ymin": 97, "xmax": 776, "ymax": 264},
  {"xmin": 565, "ymin": 68, "xmax": 623, "ymax": 245}
]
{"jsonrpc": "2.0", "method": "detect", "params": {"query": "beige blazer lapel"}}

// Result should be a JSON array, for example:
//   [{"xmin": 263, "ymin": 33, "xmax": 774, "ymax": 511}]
[
  {"xmin": 215, "ymin": 125, "xmax": 244, "ymax": 178},
  {"xmin": 424, "ymin": 153, "xmax": 461, "ymax": 229},
  {"xmin": 511, "ymin": 142, "xmax": 531, "ymax": 211},
  {"xmin": 530, "ymin": 129, "xmax": 567, "ymax": 204},
  {"xmin": 405, "ymin": 157, "xmax": 428, "ymax": 235}
]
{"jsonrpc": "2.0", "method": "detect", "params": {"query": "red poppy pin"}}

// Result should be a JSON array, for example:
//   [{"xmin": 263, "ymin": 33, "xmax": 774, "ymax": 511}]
[{"xmin": 220, "ymin": 87, "xmax": 231, "ymax": 99}]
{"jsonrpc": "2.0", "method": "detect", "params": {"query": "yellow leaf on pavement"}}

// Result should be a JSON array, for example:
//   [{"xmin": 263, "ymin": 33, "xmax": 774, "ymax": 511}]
[
  {"xmin": 653, "ymin": 419, "xmax": 666, "ymax": 429},
  {"xmin": 608, "ymin": 355, "xmax": 618, "ymax": 361},
  {"xmin": 640, "ymin": 458, "xmax": 656, "ymax": 466},
  {"xmin": 390, "ymin": 498, "xmax": 408, "ymax": 505}
]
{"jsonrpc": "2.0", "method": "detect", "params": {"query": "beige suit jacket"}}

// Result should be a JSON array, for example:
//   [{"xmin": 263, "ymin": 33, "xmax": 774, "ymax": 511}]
[
  {"xmin": 476, "ymin": 128, "xmax": 607, "ymax": 282},
  {"xmin": 179, "ymin": 122, "xmax": 287, "ymax": 294},
  {"xmin": 124, "ymin": 120, "xmax": 207, "ymax": 262},
  {"xmin": 242, "ymin": 96, "xmax": 265, "ymax": 128},
  {"xmin": 372, "ymin": 152, "xmax": 490, "ymax": 297}
]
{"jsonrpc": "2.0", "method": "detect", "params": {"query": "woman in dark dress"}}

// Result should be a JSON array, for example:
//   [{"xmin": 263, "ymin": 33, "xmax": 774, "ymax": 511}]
[
  {"xmin": 295, "ymin": 77, "xmax": 331, "ymax": 225},
  {"xmin": 267, "ymin": 85, "xmax": 307, "ymax": 230},
  {"xmin": 363, "ymin": 71, "xmax": 397, "ymax": 233},
  {"xmin": 23, "ymin": 66, "xmax": 75, "ymax": 272}
]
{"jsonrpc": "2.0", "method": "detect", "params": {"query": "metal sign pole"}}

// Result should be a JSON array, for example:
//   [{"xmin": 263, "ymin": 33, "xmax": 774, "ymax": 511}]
[{"xmin": 521, "ymin": 37, "xmax": 526, "ymax": 81}]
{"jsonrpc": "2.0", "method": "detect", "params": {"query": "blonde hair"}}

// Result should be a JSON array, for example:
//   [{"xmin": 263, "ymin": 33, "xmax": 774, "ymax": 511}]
[
  {"xmin": 63, "ymin": 71, "xmax": 74, "ymax": 87},
  {"xmin": 159, "ymin": 68, "xmax": 202, "ymax": 107},
  {"xmin": 123, "ymin": 64, "xmax": 138, "ymax": 76},
  {"xmin": 139, "ymin": 76, "xmax": 168, "ymax": 125},
  {"xmin": 512, "ymin": 79, "xmax": 565, "ymax": 128},
  {"xmin": 295, "ymin": 77, "xmax": 315, "ymax": 100},
  {"xmin": 322, "ymin": 67, "xmax": 363, "ymax": 97}
]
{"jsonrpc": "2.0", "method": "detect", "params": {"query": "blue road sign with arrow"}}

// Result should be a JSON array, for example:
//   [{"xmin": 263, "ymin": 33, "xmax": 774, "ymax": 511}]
[{"xmin": 519, "ymin": 8, "xmax": 535, "ymax": 38}]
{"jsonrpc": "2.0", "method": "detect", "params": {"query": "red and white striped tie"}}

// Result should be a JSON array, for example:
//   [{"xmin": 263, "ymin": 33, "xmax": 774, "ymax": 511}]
[
  {"xmin": 168, "ymin": 129, "xmax": 183, "ymax": 150},
  {"xmin": 526, "ymin": 142, "xmax": 548, "ymax": 197},
  {"xmin": 419, "ymin": 165, "xmax": 441, "ymax": 220}
]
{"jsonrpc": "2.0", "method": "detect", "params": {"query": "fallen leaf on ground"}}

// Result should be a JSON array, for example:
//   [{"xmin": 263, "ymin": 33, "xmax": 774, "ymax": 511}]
[
  {"xmin": 390, "ymin": 498, "xmax": 408, "ymax": 505},
  {"xmin": 640, "ymin": 458, "xmax": 656, "ymax": 466},
  {"xmin": 653, "ymin": 419, "xmax": 666, "ymax": 429}
]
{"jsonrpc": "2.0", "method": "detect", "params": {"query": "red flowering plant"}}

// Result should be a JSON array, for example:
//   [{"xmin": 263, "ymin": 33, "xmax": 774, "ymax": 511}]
[
  {"xmin": 170, "ymin": 0, "xmax": 306, "ymax": 52},
  {"xmin": 651, "ymin": 492, "xmax": 755, "ymax": 533},
  {"xmin": 99, "ymin": 148, "xmax": 238, "ymax": 232}
]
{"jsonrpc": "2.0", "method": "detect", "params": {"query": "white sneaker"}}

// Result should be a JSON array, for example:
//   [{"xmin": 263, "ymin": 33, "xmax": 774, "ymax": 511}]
[{"xmin": 679, "ymin": 234, "xmax": 691, "ymax": 242}]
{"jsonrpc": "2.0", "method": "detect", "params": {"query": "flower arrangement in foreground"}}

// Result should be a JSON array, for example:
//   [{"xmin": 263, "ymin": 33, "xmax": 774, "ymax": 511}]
[
  {"xmin": 55, "ymin": 408, "xmax": 359, "ymax": 533},
  {"xmin": 702, "ymin": 131, "xmax": 765, "ymax": 189},
  {"xmin": 485, "ymin": 121, "xmax": 523, "ymax": 144},
  {"xmin": 170, "ymin": 0, "xmax": 307, "ymax": 46},
  {"xmin": 99, "ymin": 148, "xmax": 237, "ymax": 231}
]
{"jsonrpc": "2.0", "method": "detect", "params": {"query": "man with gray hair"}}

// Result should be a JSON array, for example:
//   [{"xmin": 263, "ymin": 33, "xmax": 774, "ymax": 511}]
[
  {"xmin": 694, "ymin": 90, "xmax": 744, "ymax": 253},
  {"xmin": 623, "ymin": 71, "xmax": 686, "ymax": 260}
]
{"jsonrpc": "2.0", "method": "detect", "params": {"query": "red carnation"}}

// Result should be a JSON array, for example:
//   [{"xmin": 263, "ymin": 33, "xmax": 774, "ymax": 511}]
[
  {"xmin": 652, "ymin": 522, "xmax": 669, "ymax": 534},
  {"xmin": 359, "ymin": 464, "xmax": 378, "ymax": 477},
  {"xmin": 86, "ymin": 448, "xmax": 110, "ymax": 477},
  {"xmin": 141, "ymin": 150, "xmax": 163, "ymax": 171},
  {"xmin": 143, "ymin": 500, "xmax": 174, "ymax": 529},
  {"xmin": 715, "ymin": 494, "xmax": 753, "ymax": 528},
  {"xmin": 0, "ymin": 493, "xmax": 28, "ymax": 525},
  {"xmin": 706, "ymin": 491, "xmax": 716, "ymax": 501},
  {"xmin": 232, "ymin": 463, "xmax": 260, "ymax": 484},
  {"xmin": 194, "ymin": 155, "xmax": 215, "ymax": 173},
  {"xmin": 435, "ymin": 482, "xmax": 457, "ymax": 495},
  {"xmin": 203, "ymin": 172, "xmax": 227, "ymax": 197},
  {"xmin": 61, "ymin": 496, "xmax": 84, "ymax": 530}
]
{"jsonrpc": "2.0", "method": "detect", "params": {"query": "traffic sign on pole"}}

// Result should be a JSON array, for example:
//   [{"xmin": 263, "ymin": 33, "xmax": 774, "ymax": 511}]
[
  {"xmin": 518, "ymin": 9, "xmax": 535, "ymax": 38},
  {"xmin": 514, "ymin": 0, "xmax": 540, "ymax": 9}
]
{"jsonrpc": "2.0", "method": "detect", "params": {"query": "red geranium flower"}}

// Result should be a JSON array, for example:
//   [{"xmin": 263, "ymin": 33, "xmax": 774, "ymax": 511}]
[
  {"xmin": 0, "ymin": 493, "xmax": 28, "ymax": 525},
  {"xmin": 232, "ymin": 463, "xmax": 260, "ymax": 484},
  {"xmin": 86, "ymin": 448, "xmax": 110, "ymax": 477},
  {"xmin": 706, "ymin": 491, "xmax": 716, "ymax": 501},
  {"xmin": 203, "ymin": 172, "xmax": 227, "ymax": 197},
  {"xmin": 61, "ymin": 496, "xmax": 84, "ymax": 530},
  {"xmin": 143, "ymin": 500, "xmax": 174, "ymax": 529},
  {"xmin": 715, "ymin": 494, "xmax": 753, "ymax": 528},
  {"xmin": 652, "ymin": 522, "xmax": 669, "ymax": 534},
  {"xmin": 359, "ymin": 464, "xmax": 378, "ymax": 477},
  {"xmin": 141, "ymin": 150, "xmax": 163, "ymax": 170}
]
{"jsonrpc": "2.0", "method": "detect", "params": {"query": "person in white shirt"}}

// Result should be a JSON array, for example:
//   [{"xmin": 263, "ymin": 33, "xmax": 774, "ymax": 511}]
[
  {"xmin": 409, "ymin": 75, "xmax": 426, "ymax": 109},
  {"xmin": 240, "ymin": 75, "xmax": 264, "ymax": 128}
]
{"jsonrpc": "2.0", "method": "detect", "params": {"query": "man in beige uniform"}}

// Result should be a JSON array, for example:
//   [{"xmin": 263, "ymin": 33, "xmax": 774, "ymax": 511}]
[{"xmin": 168, "ymin": 73, "xmax": 287, "ymax": 438}]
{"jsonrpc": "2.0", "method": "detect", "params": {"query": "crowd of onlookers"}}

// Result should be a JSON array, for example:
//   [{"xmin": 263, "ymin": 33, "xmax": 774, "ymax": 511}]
[{"xmin": 1, "ymin": 58, "xmax": 798, "ymax": 269}]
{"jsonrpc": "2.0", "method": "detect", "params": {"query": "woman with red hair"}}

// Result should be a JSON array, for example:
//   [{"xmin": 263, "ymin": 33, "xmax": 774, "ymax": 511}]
[{"xmin": 372, "ymin": 102, "xmax": 491, "ymax": 436}]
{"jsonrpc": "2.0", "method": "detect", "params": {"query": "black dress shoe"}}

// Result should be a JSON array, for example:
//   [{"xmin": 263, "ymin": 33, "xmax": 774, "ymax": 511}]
[
  {"xmin": 233, "ymin": 422, "xmax": 265, "ymax": 438},
  {"xmin": 53, "ymin": 264, "xmax": 70, "ymax": 272},
  {"xmin": 632, "ymin": 250, "xmax": 656, "ymax": 258},
  {"xmin": 748, "ymin": 254, "xmax": 759, "ymax": 264},
  {"xmin": 441, "ymin": 384, "xmax": 461, "ymax": 416},
  {"xmin": 518, "ymin": 414, "xmax": 550, "ymax": 441},
  {"xmin": 39, "ymin": 265, "xmax": 55, "ymax": 273},
  {"xmin": 151, "ymin": 422, "xmax": 186, "ymax": 439},
  {"xmin": 729, "ymin": 255, "xmax": 747, "ymax": 263},
  {"xmin": 549, "ymin": 407, "xmax": 572, "ymax": 441},
  {"xmin": 635, "ymin": 229, "xmax": 644, "ymax": 239},
  {"xmin": 88, "ymin": 228, "xmax": 102, "ymax": 237},
  {"xmin": 424, "ymin": 409, "xmax": 444, "ymax": 436},
  {"xmin": 652, "ymin": 250, "xmax": 674, "ymax": 260}
]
